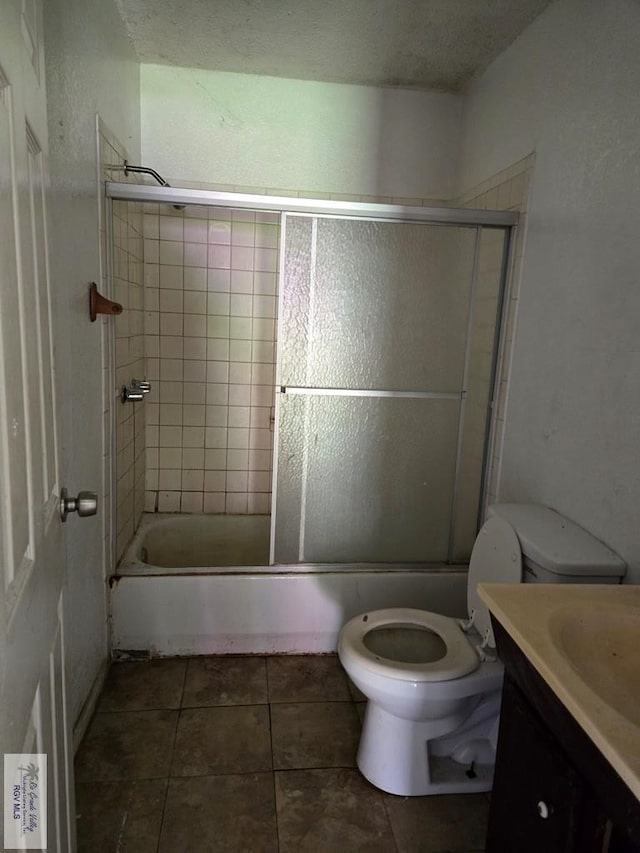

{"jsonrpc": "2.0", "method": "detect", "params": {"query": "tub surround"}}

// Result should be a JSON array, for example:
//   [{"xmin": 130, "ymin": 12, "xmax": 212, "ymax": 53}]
[{"xmin": 479, "ymin": 582, "xmax": 640, "ymax": 803}]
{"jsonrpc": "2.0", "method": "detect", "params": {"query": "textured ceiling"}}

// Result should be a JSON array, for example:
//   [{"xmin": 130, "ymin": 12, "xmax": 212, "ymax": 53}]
[{"xmin": 115, "ymin": 0, "xmax": 552, "ymax": 92}]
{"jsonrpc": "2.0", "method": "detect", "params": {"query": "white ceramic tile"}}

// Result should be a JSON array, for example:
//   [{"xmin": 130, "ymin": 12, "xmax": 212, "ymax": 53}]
[
  {"xmin": 184, "ymin": 337, "xmax": 207, "ymax": 360},
  {"xmin": 230, "ymin": 294, "xmax": 252, "ymax": 317},
  {"xmin": 159, "ymin": 469, "xmax": 182, "ymax": 490},
  {"xmin": 231, "ymin": 245, "xmax": 254, "ymax": 271},
  {"xmin": 181, "ymin": 492, "xmax": 204, "ymax": 513},
  {"xmin": 160, "ymin": 358, "xmax": 183, "ymax": 381},
  {"xmin": 183, "ymin": 315, "xmax": 206, "ymax": 337},
  {"xmin": 208, "ymin": 244, "xmax": 231, "ymax": 269},
  {"xmin": 144, "ymin": 311, "xmax": 160, "ymax": 335},
  {"xmin": 159, "ymin": 426, "xmax": 182, "ymax": 447},
  {"xmin": 207, "ymin": 339, "xmax": 230, "ymax": 362},
  {"xmin": 231, "ymin": 220, "xmax": 255, "ymax": 246},
  {"xmin": 207, "ymin": 268, "xmax": 230, "ymax": 292},
  {"xmin": 227, "ymin": 448, "xmax": 249, "ymax": 471},
  {"xmin": 250, "ymin": 428, "xmax": 272, "ymax": 450},
  {"xmin": 226, "ymin": 493, "xmax": 248, "ymax": 514},
  {"xmin": 203, "ymin": 492, "xmax": 226, "ymax": 513},
  {"xmin": 254, "ymin": 223, "xmax": 279, "ymax": 248},
  {"xmin": 185, "ymin": 242, "xmax": 208, "ymax": 267},
  {"xmin": 146, "ymin": 424, "xmax": 160, "ymax": 446},
  {"xmin": 208, "ymin": 220, "xmax": 231, "ymax": 244},
  {"xmin": 228, "ymin": 427, "xmax": 249, "ymax": 449},
  {"xmin": 184, "ymin": 218, "xmax": 208, "ymax": 243},
  {"xmin": 229, "ymin": 384, "xmax": 251, "ymax": 406},
  {"xmin": 159, "ymin": 337, "xmax": 184, "ymax": 360},
  {"xmin": 254, "ymin": 247, "xmax": 278, "ymax": 272},
  {"xmin": 182, "ymin": 448, "xmax": 205, "ymax": 469},
  {"xmin": 251, "ymin": 384, "xmax": 274, "ymax": 406},
  {"xmin": 144, "ymin": 490, "xmax": 158, "ymax": 512},
  {"xmin": 205, "ymin": 449, "xmax": 227, "ymax": 470},
  {"xmin": 206, "ymin": 383, "xmax": 228, "ymax": 406},
  {"xmin": 144, "ymin": 239, "xmax": 159, "ymax": 264},
  {"xmin": 252, "ymin": 340, "xmax": 274, "ymax": 363},
  {"xmin": 159, "ymin": 380, "xmax": 183, "ymax": 403},
  {"xmin": 184, "ymin": 291, "xmax": 207, "ymax": 314},
  {"xmin": 184, "ymin": 267, "xmax": 207, "ymax": 291},
  {"xmin": 182, "ymin": 469, "xmax": 204, "ymax": 490},
  {"xmin": 226, "ymin": 470, "xmax": 248, "ymax": 492},
  {"xmin": 253, "ymin": 295, "xmax": 276, "ymax": 319},
  {"xmin": 146, "ymin": 447, "xmax": 159, "ymax": 469},
  {"xmin": 183, "ymin": 382, "xmax": 206, "ymax": 405},
  {"xmin": 183, "ymin": 426, "xmax": 205, "ymax": 448},
  {"xmin": 253, "ymin": 272, "xmax": 278, "ymax": 296},
  {"xmin": 144, "ymin": 263, "xmax": 160, "ymax": 288},
  {"xmin": 248, "ymin": 470, "xmax": 271, "ymax": 491},
  {"xmin": 206, "ymin": 360, "xmax": 229, "ymax": 383},
  {"xmin": 143, "ymin": 214, "xmax": 159, "ymax": 239},
  {"xmin": 183, "ymin": 360, "xmax": 207, "ymax": 382},
  {"xmin": 249, "ymin": 448, "xmax": 272, "ymax": 470},
  {"xmin": 184, "ymin": 404, "xmax": 206, "ymax": 426},
  {"xmin": 159, "ymin": 447, "xmax": 183, "ymax": 468},
  {"xmin": 160, "ymin": 241, "xmax": 184, "ymax": 266},
  {"xmin": 208, "ymin": 293, "xmax": 230, "ymax": 316},
  {"xmin": 229, "ymin": 362, "xmax": 252, "ymax": 384},
  {"xmin": 205, "ymin": 404, "xmax": 228, "ymax": 426},
  {"xmin": 160, "ymin": 403, "xmax": 182, "ymax": 426},
  {"xmin": 250, "ymin": 407, "xmax": 271, "ymax": 429},
  {"xmin": 228, "ymin": 406, "xmax": 250, "ymax": 428},
  {"xmin": 252, "ymin": 363, "xmax": 274, "ymax": 385},
  {"xmin": 207, "ymin": 316, "xmax": 230, "ymax": 339},
  {"xmin": 159, "ymin": 216, "xmax": 184, "ymax": 242},
  {"xmin": 145, "ymin": 469, "xmax": 159, "ymax": 490},
  {"xmin": 160, "ymin": 265, "xmax": 183, "ymax": 290},
  {"xmin": 231, "ymin": 270, "xmax": 253, "ymax": 293},
  {"xmin": 248, "ymin": 492, "xmax": 270, "ymax": 513},
  {"xmin": 158, "ymin": 491, "xmax": 181, "ymax": 512},
  {"xmin": 232, "ymin": 208, "xmax": 255, "ymax": 223},
  {"xmin": 229, "ymin": 340, "xmax": 251, "ymax": 362},
  {"xmin": 229, "ymin": 317, "xmax": 252, "ymax": 340},
  {"xmin": 205, "ymin": 428, "xmax": 227, "ymax": 449}
]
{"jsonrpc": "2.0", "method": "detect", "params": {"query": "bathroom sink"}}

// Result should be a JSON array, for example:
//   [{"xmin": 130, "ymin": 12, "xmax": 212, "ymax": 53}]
[{"xmin": 549, "ymin": 602, "xmax": 640, "ymax": 728}]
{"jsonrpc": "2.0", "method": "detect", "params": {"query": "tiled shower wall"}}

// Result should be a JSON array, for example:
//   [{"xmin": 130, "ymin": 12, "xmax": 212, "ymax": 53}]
[
  {"xmin": 97, "ymin": 121, "xmax": 146, "ymax": 563},
  {"xmin": 142, "ymin": 205, "xmax": 279, "ymax": 514}
]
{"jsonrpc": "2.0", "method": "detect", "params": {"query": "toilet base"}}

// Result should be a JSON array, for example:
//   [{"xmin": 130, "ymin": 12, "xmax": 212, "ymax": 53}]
[{"xmin": 356, "ymin": 697, "xmax": 499, "ymax": 796}]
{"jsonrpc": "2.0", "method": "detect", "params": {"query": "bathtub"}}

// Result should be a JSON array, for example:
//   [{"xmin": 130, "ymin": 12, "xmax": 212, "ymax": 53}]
[{"xmin": 111, "ymin": 513, "xmax": 469, "ymax": 656}]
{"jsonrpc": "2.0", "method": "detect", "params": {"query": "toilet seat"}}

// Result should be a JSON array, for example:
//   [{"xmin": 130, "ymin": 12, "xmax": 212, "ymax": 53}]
[
  {"xmin": 339, "ymin": 608, "xmax": 480, "ymax": 683},
  {"xmin": 466, "ymin": 517, "xmax": 522, "ymax": 648}
]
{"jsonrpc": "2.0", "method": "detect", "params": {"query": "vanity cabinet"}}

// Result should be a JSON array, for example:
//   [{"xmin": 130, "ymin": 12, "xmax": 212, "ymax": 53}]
[{"xmin": 486, "ymin": 620, "xmax": 640, "ymax": 853}]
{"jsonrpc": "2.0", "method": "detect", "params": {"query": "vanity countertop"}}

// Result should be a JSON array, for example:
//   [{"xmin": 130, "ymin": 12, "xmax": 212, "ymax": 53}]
[{"xmin": 478, "ymin": 582, "xmax": 640, "ymax": 801}]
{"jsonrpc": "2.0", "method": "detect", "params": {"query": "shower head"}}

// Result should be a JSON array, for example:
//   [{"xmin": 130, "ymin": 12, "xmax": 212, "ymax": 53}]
[{"xmin": 123, "ymin": 161, "xmax": 186, "ymax": 210}]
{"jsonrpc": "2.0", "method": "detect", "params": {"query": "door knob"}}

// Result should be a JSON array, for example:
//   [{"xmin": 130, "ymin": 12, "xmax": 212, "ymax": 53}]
[{"xmin": 60, "ymin": 488, "xmax": 98, "ymax": 522}]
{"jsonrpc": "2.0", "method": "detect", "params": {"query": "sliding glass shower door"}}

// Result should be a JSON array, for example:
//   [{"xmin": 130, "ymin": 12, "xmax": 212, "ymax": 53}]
[{"xmin": 271, "ymin": 213, "xmax": 506, "ymax": 565}]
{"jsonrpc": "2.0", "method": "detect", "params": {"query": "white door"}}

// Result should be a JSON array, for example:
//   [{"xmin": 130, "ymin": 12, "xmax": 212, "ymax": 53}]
[{"xmin": 0, "ymin": 2, "xmax": 75, "ymax": 850}]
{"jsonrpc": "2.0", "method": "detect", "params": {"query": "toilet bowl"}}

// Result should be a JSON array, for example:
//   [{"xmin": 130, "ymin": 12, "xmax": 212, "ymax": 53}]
[{"xmin": 338, "ymin": 503, "xmax": 626, "ymax": 797}]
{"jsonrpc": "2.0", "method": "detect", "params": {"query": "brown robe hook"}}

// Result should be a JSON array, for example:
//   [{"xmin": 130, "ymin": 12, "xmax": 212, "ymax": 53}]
[{"xmin": 89, "ymin": 282, "xmax": 123, "ymax": 322}]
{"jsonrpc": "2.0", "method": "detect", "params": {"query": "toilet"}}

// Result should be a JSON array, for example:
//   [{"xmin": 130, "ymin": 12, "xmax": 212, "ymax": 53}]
[{"xmin": 338, "ymin": 503, "xmax": 626, "ymax": 797}]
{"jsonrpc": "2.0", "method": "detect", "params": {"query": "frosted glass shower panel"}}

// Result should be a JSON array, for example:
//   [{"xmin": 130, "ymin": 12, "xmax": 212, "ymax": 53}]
[
  {"xmin": 273, "ymin": 395, "xmax": 460, "ymax": 564},
  {"xmin": 280, "ymin": 216, "xmax": 477, "ymax": 392}
]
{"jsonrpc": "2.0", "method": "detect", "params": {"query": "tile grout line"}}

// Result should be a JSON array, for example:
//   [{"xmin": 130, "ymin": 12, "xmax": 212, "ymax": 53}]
[
  {"xmin": 155, "ymin": 658, "xmax": 190, "ymax": 851},
  {"xmin": 265, "ymin": 657, "xmax": 283, "ymax": 852}
]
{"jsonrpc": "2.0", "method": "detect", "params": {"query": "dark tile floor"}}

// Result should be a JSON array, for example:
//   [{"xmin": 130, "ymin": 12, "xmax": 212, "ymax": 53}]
[{"xmin": 75, "ymin": 655, "xmax": 489, "ymax": 852}]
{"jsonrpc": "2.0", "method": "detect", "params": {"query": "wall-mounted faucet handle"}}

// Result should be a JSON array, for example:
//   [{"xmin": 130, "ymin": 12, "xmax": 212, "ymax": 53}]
[
  {"xmin": 132, "ymin": 378, "xmax": 151, "ymax": 393},
  {"xmin": 121, "ymin": 385, "xmax": 144, "ymax": 403}
]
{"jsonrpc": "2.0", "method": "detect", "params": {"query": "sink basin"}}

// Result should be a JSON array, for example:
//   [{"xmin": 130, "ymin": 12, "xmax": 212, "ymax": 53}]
[{"xmin": 549, "ymin": 602, "xmax": 640, "ymax": 728}]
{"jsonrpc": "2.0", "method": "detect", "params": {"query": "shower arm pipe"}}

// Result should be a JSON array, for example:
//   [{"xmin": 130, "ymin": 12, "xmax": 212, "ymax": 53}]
[
  {"xmin": 122, "ymin": 161, "xmax": 171, "ymax": 186},
  {"xmin": 105, "ymin": 181, "xmax": 519, "ymax": 228}
]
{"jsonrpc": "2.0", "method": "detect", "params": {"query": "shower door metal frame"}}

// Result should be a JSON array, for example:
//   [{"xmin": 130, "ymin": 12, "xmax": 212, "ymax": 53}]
[{"xmin": 105, "ymin": 181, "xmax": 518, "ymax": 566}]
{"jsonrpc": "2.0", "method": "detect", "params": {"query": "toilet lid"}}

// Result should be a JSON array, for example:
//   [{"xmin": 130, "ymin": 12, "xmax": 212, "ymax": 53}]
[{"xmin": 467, "ymin": 517, "xmax": 522, "ymax": 648}]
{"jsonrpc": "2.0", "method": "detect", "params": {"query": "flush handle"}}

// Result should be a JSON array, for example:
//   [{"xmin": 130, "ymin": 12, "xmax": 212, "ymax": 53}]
[{"xmin": 60, "ymin": 488, "xmax": 98, "ymax": 522}]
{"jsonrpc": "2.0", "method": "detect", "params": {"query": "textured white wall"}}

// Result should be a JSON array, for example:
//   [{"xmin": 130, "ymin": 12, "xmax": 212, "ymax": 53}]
[
  {"xmin": 44, "ymin": 0, "xmax": 140, "ymax": 725},
  {"xmin": 140, "ymin": 65, "xmax": 461, "ymax": 199},
  {"xmin": 458, "ymin": 0, "xmax": 640, "ymax": 581}
]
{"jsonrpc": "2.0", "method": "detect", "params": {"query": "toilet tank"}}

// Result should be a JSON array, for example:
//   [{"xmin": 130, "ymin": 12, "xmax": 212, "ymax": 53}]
[{"xmin": 487, "ymin": 503, "xmax": 626, "ymax": 584}]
